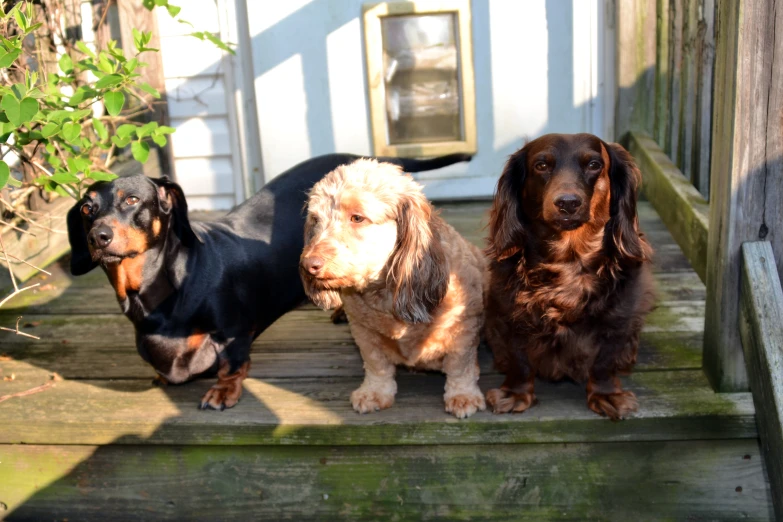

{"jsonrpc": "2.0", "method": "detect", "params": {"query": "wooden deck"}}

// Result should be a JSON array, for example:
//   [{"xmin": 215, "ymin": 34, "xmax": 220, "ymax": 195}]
[{"xmin": 0, "ymin": 201, "xmax": 774, "ymax": 520}]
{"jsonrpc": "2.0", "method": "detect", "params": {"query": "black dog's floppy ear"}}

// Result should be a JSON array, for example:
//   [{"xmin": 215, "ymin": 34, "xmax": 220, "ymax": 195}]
[
  {"xmin": 604, "ymin": 141, "xmax": 650, "ymax": 264},
  {"xmin": 67, "ymin": 200, "xmax": 98, "ymax": 276},
  {"xmin": 487, "ymin": 147, "xmax": 528, "ymax": 261},
  {"xmin": 151, "ymin": 176, "xmax": 198, "ymax": 247},
  {"xmin": 387, "ymin": 191, "xmax": 449, "ymax": 324}
]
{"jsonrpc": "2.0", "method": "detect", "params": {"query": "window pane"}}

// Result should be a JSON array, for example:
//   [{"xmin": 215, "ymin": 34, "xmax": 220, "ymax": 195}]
[{"xmin": 381, "ymin": 13, "xmax": 462, "ymax": 145}]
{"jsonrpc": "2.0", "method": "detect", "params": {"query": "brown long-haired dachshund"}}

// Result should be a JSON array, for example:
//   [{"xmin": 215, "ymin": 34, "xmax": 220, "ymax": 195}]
[
  {"xmin": 300, "ymin": 159, "xmax": 488, "ymax": 419},
  {"xmin": 484, "ymin": 133, "xmax": 655, "ymax": 420}
]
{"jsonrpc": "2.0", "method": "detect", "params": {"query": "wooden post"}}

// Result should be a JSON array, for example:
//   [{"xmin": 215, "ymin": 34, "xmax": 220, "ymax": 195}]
[
  {"xmin": 704, "ymin": 0, "xmax": 783, "ymax": 392},
  {"xmin": 116, "ymin": 0, "xmax": 172, "ymax": 178}
]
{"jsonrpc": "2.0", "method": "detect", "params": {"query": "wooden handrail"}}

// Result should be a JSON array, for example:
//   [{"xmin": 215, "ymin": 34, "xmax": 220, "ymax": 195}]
[{"xmin": 739, "ymin": 241, "xmax": 783, "ymax": 520}]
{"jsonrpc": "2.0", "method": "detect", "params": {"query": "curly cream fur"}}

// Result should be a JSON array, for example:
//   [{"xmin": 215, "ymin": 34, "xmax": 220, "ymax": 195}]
[{"xmin": 300, "ymin": 159, "xmax": 488, "ymax": 419}]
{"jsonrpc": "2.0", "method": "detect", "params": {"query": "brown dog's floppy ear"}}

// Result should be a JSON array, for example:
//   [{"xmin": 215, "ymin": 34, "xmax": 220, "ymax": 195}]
[
  {"xmin": 387, "ymin": 191, "xmax": 449, "ymax": 324},
  {"xmin": 67, "ymin": 201, "xmax": 98, "ymax": 275},
  {"xmin": 151, "ymin": 176, "xmax": 198, "ymax": 247},
  {"xmin": 604, "ymin": 142, "xmax": 649, "ymax": 263},
  {"xmin": 299, "ymin": 216, "xmax": 343, "ymax": 310},
  {"xmin": 487, "ymin": 148, "xmax": 528, "ymax": 260}
]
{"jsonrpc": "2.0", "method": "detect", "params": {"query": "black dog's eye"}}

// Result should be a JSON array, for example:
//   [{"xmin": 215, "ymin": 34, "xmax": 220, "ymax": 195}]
[
  {"xmin": 80, "ymin": 203, "xmax": 92, "ymax": 216},
  {"xmin": 350, "ymin": 215, "xmax": 365, "ymax": 224},
  {"xmin": 587, "ymin": 160, "xmax": 603, "ymax": 171},
  {"xmin": 125, "ymin": 196, "xmax": 140, "ymax": 206},
  {"xmin": 534, "ymin": 161, "xmax": 548, "ymax": 172}
]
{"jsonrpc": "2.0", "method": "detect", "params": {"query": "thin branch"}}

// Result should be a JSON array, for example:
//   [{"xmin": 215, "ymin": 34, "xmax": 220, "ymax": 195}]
[
  {"xmin": 2, "ymin": 253, "xmax": 52, "ymax": 275},
  {"xmin": 0, "ymin": 316, "xmax": 41, "ymax": 340},
  {"xmin": 0, "ymin": 229, "xmax": 18, "ymax": 292},
  {"xmin": 0, "ymin": 219, "xmax": 35, "ymax": 236},
  {"xmin": 0, "ymin": 284, "xmax": 39, "ymax": 309},
  {"xmin": 0, "ymin": 381, "xmax": 55, "ymax": 404}
]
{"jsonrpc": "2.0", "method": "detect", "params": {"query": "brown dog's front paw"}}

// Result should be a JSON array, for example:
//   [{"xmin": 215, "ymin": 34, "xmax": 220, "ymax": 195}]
[
  {"xmin": 587, "ymin": 389, "xmax": 638, "ymax": 420},
  {"xmin": 151, "ymin": 374, "xmax": 169, "ymax": 388},
  {"xmin": 486, "ymin": 387, "xmax": 537, "ymax": 414},
  {"xmin": 350, "ymin": 387, "xmax": 395, "ymax": 414},
  {"xmin": 445, "ymin": 392, "xmax": 486, "ymax": 419}
]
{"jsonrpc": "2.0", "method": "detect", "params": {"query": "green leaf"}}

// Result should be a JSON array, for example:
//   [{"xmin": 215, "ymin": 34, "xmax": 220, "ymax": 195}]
[
  {"xmin": 136, "ymin": 121, "xmax": 158, "ymax": 138},
  {"xmin": 205, "ymin": 33, "xmax": 235, "ymax": 55},
  {"xmin": 104, "ymin": 91, "xmax": 124, "ymax": 116},
  {"xmin": 59, "ymin": 53, "xmax": 74, "ymax": 74},
  {"xmin": 131, "ymin": 140, "xmax": 150, "ymax": 163},
  {"xmin": 68, "ymin": 86, "xmax": 95, "ymax": 106},
  {"xmin": 76, "ymin": 41, "xmax": 96, "ymax": 59},
  {"xmin": 25, "ymin": 88, "xmax": 46, "ymax": 99},
  {"xmin": 138, "ymin": 81, "xmax": 160, "ymax": 99},
  {"xmin": 97, "ymin": 53, "xmax": 115, "ymax": 74},
  {"xmin": 6, "ymin": 175, "xmax": 21, "ymax": 188},
  {"xmin": 116, "ymin": 124, "xmax": 137, "ymax": 139},
  {"xmin": 13, "ymin": 7, "xmax": 27, "ymax": 32},
  {"xmin": 41, "ymin": 122, "xmax": 59, "ymax": 138},
  {"xmin": 156, "ymin": 125, "xmax": 176, "ymax": 135},
  {"xmin": 0, "ymin": 160, "xmax": 9, "ymax": 189},
  {"xmin": 151, "ymin": 134, "xmax": 167, "ymax": 147},
  {"xmin": 1, "ymin": 95, "xmax": 21, "ymax": 126},
  {"xmin": 123, "ymin": 57, "xmax": 139, "ymax": 74},
  {"xmin": 49, "ymin": 171, "xmax": 81, "ymax": 184},
  {"xmin": 92, "ymin": 118, "xmax": 108, "ymax": 141},
  {"xmin": 132, "ymin": 28, "xmax": 144, "ymax": 53},
  {"xmin": 18, "ymin": 97, "xmax": 37, "ymax": 125},
  {"xmin": 47, "ymin": 108, "xmax": 91, "ymax": 124},
  {"xmin": 67, "ymin": 156, "xmax": 91, "ymax": 173},
  {"xmin": 61, "ymin": 121, "xmax": 82, "ymax": 142},
  {"xmin": 111, "ymin": 135, "xmax": 131, "ymax": 148},
  {"xmin": 86, "ymin": 171, "xmax": 118, "ymax": 182},
  {"xmin": 167, "ymin": 5, "xmax": 181, "ymax": 17},
  {"xmin": 0, "ymin": 49, "xmax": 20, "ymax": 69},
  {"xmin": 95, "ymin": 74, "xmax": 123, "ymax": 89},
  {"xmin": 142, "ymin": 0, "xmax": 155, "ymax": 10}
]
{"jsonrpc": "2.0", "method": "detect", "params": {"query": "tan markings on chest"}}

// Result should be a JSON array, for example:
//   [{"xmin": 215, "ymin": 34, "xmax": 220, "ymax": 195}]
[{"xmin": 106, "ymin": 254, "xmax": 146, "ymax": 301}]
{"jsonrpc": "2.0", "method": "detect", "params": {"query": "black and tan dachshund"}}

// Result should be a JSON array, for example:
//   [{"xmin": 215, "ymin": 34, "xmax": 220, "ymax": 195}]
[{"xmin": 67, "ymin": 153, "xmax": 470, "ymax": 410}]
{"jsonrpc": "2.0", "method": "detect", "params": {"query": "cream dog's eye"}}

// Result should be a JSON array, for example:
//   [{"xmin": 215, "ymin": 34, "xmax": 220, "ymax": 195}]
[{"xmin": 350, "ymin": 215, "xmax": 365, "ymax": 224}]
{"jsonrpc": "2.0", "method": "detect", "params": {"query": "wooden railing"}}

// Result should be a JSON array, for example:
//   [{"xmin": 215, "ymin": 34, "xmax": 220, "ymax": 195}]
[
  {"xmin": 739, "ymin": 242, "xmax": 783, "ymax": 521},
  {"xmin": 616, "ymin": 0, "xmax": 715, "ymax": 198}
]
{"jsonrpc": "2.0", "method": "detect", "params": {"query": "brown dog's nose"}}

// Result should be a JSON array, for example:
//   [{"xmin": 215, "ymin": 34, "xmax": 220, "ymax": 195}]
[
  {"xmin": 89, "ymin": 225, "xmax": 114, "ymax": 248},
  {"xmin": 554, "ymin": 194, "xmax": 583, "ymax": 215},
  {"xmin": 302, "ymin": 256, "xmax": 324, "ymax": 275}
]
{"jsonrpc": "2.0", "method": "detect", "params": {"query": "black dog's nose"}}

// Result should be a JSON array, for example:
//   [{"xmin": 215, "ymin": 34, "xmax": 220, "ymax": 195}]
[
  {"xmin": 302, "ymin": 256, "xmax": 324, "ymax": 275},
  {"xmin": 89, "ymin": 225, "xmax": 114, "ymax": 249},
  {"xmin": 554, "ymin": 194, "xmax": 583, "ymax": 215}
]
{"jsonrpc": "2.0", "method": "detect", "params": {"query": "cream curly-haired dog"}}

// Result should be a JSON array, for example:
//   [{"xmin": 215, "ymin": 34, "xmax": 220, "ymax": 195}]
[{"xmin": 299, "ymin": 159, "xmax": 488, "ymax": 418}]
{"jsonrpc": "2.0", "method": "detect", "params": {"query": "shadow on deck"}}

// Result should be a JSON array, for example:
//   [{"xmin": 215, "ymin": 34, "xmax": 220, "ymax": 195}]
[{"xmin": 0, "ymin": 201, "xmax": 773, "ymax": 521}]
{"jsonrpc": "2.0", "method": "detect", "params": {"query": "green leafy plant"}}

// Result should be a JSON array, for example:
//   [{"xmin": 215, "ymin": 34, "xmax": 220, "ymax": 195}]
[{"xmin": 0, "ymin": 0, "xmax": 234, "ymax": 200}]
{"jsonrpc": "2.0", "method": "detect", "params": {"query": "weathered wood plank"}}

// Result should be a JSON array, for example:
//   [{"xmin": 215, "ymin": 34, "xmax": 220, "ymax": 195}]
[
  {"xmin": 654, "ymin": 0, "xmax": 670, "ymax": 145},
  {"xmin": 629, "ymin": 131, "xmax": 709, "ymax": 281},
  {"xmin": 0, "ymin": 440, "xmax": 773, "ymax": 521},
  {"xmin": 739, "ymin": 241, "xmax": 783, "ymax": 521},
  {"xmin": 615, "ymin": 0, "xmax": 658, "ymax": 137},
  {"xmin": 677, "ymin": 0, "xmax": 698, "ymax": 181},
  {"xmin": 0, "ymin": 299, "xmax": 707, "ymax": 348},
  {"xmin": 693, "ymin": 0, "xmax": 715, "ymax": 197},
  {"xmin": 704, "ymin": 0, "xmax": 783, "ymax": 392},
  {"xmin": 0, "ymin": 369, "xmax": 756, "ymax": 446},
  {"xmin": 665, "ymin": 0, "xmax": 684, "ymax": 161},
  {"xmin": 0, "ymin": 329, "xmax": 705, "ymax": 381}
]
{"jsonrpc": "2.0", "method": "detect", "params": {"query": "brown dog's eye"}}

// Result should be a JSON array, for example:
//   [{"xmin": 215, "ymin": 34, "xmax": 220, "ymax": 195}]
[
  {"xmin": 80, "ymin": 203, "xmax": 92, "ymax": 216},
  {"xmin": 125, "ymin": 196, "xmax": 139, "ymax": 206},
  {"xmin": 587, "ymin": 161, "xmax": 602, "ymax": 171},
  {"xmin": 534, "ymin": 162, "xmax": 548, "ymax": 172},
  {"xmin": 350, "ymin": 215, "xmax": 365, "ymax": 224}
]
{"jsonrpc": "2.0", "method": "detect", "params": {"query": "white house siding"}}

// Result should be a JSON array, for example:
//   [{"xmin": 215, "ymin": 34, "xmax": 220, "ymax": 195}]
[
  {"xmin": 156, "ymin": 0, "xmax": 242, "ymax": 210},
  {"xmin": 242, "ymin": 0, "xmax": 615, "ymax": 200}
]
